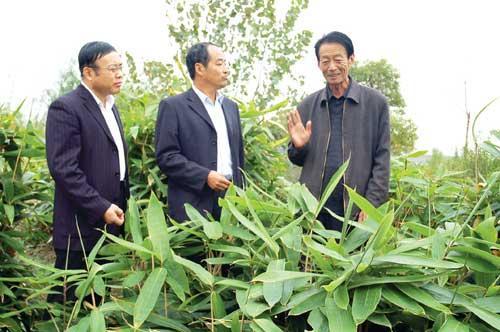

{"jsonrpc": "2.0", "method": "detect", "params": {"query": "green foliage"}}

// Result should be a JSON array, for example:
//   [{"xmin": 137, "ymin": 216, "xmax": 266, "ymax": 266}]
[
  {"xmin": 164, "ymin": 0, "xmax": 312, "ymax": 108},
  {"xmin": 351, "ymin": 59, "xmax": 418, "ymax": 155},
  {"xmin": 13, "ymin": 160, "xmax": 497, "ymax": 331}
]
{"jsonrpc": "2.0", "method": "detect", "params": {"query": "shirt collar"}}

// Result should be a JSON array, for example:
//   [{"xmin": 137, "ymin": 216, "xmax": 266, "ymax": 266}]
[
  {"xmin": 326, "ymin": 79, "xmax": 352, "ymax": 101},
  {"xmin": 81, "ymin": 81, "xmax": 115, "ymax": 110},
  {"xmin": 320, "ymin": 76, "xmax": 360, "ymax": 107},
  {"xmin": 192, "ymin": 85, "xmax": 224, "ymax": 106}
]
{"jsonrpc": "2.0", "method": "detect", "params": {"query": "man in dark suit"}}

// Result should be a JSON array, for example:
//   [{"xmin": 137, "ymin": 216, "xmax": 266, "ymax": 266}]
[
  {"xmin": 45, "ymin": 41, "xmax": 129, "ymax": 303},
  {"xmin": 155, "ymin": 42, "xmax": 244, "ymax": 222}
]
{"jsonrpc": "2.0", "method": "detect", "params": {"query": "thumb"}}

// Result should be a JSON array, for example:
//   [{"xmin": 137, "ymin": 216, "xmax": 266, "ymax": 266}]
[{"xmin": 305, "ymin": 121, "xmax": 312, "ymax": 134}]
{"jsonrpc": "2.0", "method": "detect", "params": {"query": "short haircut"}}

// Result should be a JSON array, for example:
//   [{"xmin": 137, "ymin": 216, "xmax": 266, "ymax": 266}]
[
  {"xmin": 185, "ymin": 42, "xmax": 216, "ymax": 79},
  {"xmin": 314, "ymin": 31, "xmax": 354, "ymax": 60},
  {"xmin": 78, "ymin": 41, "xmax": 116, "ymax": 76}
]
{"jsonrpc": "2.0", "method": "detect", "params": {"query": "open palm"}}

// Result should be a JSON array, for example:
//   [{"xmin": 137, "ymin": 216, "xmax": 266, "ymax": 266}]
[{"xmin": 287, "ymin": 110, "xmax": 312, "ymax": 149}]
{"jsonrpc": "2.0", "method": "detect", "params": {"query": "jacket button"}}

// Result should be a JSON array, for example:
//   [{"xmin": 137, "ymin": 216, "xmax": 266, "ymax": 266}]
[
  {"xmin": 211, "ymin": 141, "xmax": 216, "ymax": 145},
  {"xmin": 211, "ymin": 161, "xmax": 216, "ymax": 166}
]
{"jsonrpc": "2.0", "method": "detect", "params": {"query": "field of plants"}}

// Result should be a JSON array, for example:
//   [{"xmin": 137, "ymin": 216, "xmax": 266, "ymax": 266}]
[{"xmin": 0, "ymin": 82, "xmax": 499, "ymax": 331}]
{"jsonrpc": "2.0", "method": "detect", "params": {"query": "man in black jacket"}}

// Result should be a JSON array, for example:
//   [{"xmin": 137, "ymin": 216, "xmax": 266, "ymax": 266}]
[
  {"xmin": 288, "ymin": 31, "xmax": 390, "ymax": 231},
  {"xmin": 45, "ymin": 41, "xmax": 129, "ymax": 303},
  {"xmin": 155, "ymin": 42, "xmax": 244, "ymax": 222}
]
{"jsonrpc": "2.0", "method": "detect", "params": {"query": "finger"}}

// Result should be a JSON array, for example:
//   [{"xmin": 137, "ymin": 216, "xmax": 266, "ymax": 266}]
[
  {"xmin": 292, "ymin": 110, "xmax": 302, "ymax": 125},
  {"xmin": 305, "ymin": 121, "xmax": 312, "ymax": 134}
]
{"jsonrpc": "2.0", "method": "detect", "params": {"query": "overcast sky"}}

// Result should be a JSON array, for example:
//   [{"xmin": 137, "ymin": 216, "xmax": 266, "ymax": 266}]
[{"xmin": 1, "ymin": 0, "xmax": 499, "ymax": 155}]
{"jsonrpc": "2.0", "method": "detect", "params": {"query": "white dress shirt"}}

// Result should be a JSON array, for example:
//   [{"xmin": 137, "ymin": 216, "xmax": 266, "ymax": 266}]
[
  {"xmin": 82, "ymin": 82, "xmax": 126, "ymax": 181},
  {"xmin": 192, "ymin": 85, "xmax": 233, "ymax": 178}
]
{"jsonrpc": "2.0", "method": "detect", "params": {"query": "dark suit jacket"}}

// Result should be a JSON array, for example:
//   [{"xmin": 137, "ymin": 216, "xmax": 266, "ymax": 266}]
[
  {"xmin": 45, "ymin": 84, "xmax": 129, "ymax": 251},
  {"xmin": 155, "ymin": 88, "xmax": 244, "ymax": 221}
]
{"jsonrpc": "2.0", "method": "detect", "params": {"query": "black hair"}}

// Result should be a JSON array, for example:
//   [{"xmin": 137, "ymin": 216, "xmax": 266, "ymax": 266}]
[
  {"xmin": 78, "ymin": 41, "xmax": 116, "ymax": 76},
  {"xmin": 314, "ymin": 31, "xmax": 354, "ymax": 60},
  {"xmin": 185, "ymin": 42, "xmax": 216, "ymax": 79}
]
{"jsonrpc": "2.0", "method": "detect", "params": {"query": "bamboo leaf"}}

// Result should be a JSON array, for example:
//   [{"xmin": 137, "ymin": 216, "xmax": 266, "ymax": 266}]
[
  {"xmin": 90, "ymin": 308, "xmax": 105, "ymax": 332},
  {"xmin": 334, "ymin": 284, "xmax": 349, "ymax": 310},
  {"xmin": 147, "ymin": 192, "xmax": 170, "ymax": 263},
  {"xmin": 303, "ymin": 236, "xmax": 349, "ymax": 262},
  {"xmin": 437, "ymin": 316, "xmax": 469, "ymax": 332},
  {"xmin": 133, "ymin": 267, "xmax": 168, "ymax": 328},
  {"xmin": 263, "ymin": 260, "xmax": 285, "ymax": 308},
  {"xmin": 174, "ymin": 254, "xmax": 214, "ymax": 286},
  {"xmin": 253, "ymin": 271, "xmax": 322, "ymax": 283},
  {"xmin": 352, "ymin": 286, "xmax": 382, "ymax": 324},
  {"xmin": 382, "ymin": 286, "xmax": 425, "ymax": 316},
  {"xmin": 396, "ymin": 284, "xmax": 452, "ymax": 314},
  {"xmin": 323, "ymin": 296, "xmax": 356, "ymax": 332},
  {"xmin": 126, "ymin": 195, "xmax": 143, "ymax": 244},
  {"xmin": 226, "ymin": 200, "xmax": 279, "ymax": 255},
  {"xmin": 373, "ymin": 254, "xmax": 463, "ymax": 269}
]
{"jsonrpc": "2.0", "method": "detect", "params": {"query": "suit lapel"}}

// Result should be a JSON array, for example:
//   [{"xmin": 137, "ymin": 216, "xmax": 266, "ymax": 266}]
[
  {"xmin": 186, "ymin": 88, "xmax": 215, "ymax": 131},
  {"xmin": 77, "ymin": 85, "xmax": 115, "ymax": 144}
]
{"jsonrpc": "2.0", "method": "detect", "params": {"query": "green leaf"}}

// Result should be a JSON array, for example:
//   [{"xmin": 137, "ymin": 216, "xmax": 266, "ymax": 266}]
[
  {"xmin": 102, "ymin": 232, "xmax": 154, "ymax": 257},
  {"xmin": 226, "ymin": 200, "xmax": 279, "ymax": 256},
  {"xmin": 126, "ymin": 195, "xmax": 143, "ymax": 244},
  {"xmin": 253, "ymin": 318, "xmax": 282, "ymax": 332},
  {"xmin": 346, "ymin": 187, "xmax": 383, "ymax": 223},
  {"xmin": 165, "ymin": 251, "xmax": 189, "ymax": 301},
  {"xmin": 133, "ymin": 267, "xmax": 168, "ymax": 328},
  {"xmin": 382, "ymin": 286, "xmax": 425, "ymax": 316},
  {"xmin": 405, "ymin": 221, "xmax": 436, "ymax": 236},
  {"xmin": 438, "ymin": 316, "xmax": 469, "ymax": 332},
  {"xmin": 352, "ymin": 286, "xmax": 382, "ymax": 324},
  {"xmin": 451, "ymin": 245, "xmax": 500, "ymax": 268},
  {"xmin": 146, "ymin": 193, "xmax": 170, "ymax": 263},
  {"xmin": 92, "ymin": 275, "xmax": 105, "ymax": 297},
  {"xmin": 185, "ymin": 204, "xmax": 222, "ymax": 240},
  {"xmin": 316, "ymin": 159, "xmax": 349, "ymax": 216},
  {"xmin": 307, "ymin": 308, "xmax": 329, "ymax": 332},
  {"xmin": 289, "ymin": 289, "xmax": 327, "ymax": 316},
  {"xmin": 122, "ymin": 270, "xmax": 145, "ymax": 288},
  {"xmin": 174, "ymin": 254, "xmax": 214, "ymax": 286},
  {"xmin": 474, "ymin": 217, "xmax": 497, "ymax": 243},
  {"xmin": 303, "ymin": 236, "xmax": 349, "ymax": 262},
  {"xmin": 4, "ymin": 205, "xmax": 14, "ymax": 224},
  {"xmin": 90, "ymin": 308, "xmax": 105, "ymax": 332},
  {"xmin": 263, "ymin": 260, "xmax": 285, "ymax": 308},
  {"xmin": 396, "ymin": 284, "xmax": 452, "ymax": 314},
  {"xmin": 209, "ymin": 244, "xmax": 250, "ymax": 257},
  {"xmin": 334, "ymin": 284, "xmax": 349, "ymax": 310},
  {"xmin": 373, "ymin": 254, "xmax": 463, "ymax": 269},
  {"xmin": 323, "ymin": 296, "xmax": 356, "ymax": 332},
  {"xmin": 367, "ymin": 314, "xmax": 392, "ymax": 329},
  {"xmin": 253, "ymin": 270, "xmax": 322, "ymax": 283}
]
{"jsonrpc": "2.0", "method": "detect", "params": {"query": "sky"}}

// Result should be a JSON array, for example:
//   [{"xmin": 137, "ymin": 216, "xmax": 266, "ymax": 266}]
[{"xmin": 1, "ymin": 0, "xmax": 499, "ymax": 155}]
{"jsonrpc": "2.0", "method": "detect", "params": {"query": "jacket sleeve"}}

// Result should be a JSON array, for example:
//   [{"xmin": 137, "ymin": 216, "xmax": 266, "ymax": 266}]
[
  {"xmin": 365, "ymin": 99, "xmax": 390, "ymax": 207},
  {"xmin": 155, "ymin": 99, "xmax": 211, "ymax": 193},
  {"xmin": 45, "ymin": 100, "xmax": 111, "ymax": 225},
  {"xmin": 287, "ymin": 103, "xmax": 310, "ymax": 166}
]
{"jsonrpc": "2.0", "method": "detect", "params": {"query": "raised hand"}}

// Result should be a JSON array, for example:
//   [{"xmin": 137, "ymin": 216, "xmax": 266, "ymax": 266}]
[{"xmin": 287, "ymin": 109, "xmax": 312, "ymax": 149}]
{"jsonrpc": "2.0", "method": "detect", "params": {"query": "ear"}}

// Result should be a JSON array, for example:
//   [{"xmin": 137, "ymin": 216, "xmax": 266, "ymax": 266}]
[
  {"xmin": 348, "ymin": 54, "xmax": 355, "ymax": 66},
  {"xmin": 194, "ymin": 63, "xmax": 205, "ymax": 78},
  {"xmin": 82, "ymin": 67, "xmax": 93, "ymax": 81}
]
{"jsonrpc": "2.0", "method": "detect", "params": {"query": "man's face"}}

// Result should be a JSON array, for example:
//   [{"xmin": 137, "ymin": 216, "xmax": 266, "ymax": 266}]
[
  {"xmin": 318, "ymin": 42, "xmax": 354, "ymax": 86},
  {"xmin": 88, "ymin": 51, "xmax": 123, "ymax": 96},
  {"xmin": 198, "ymin": 45, "xmax": 230, "ymax": 89}
]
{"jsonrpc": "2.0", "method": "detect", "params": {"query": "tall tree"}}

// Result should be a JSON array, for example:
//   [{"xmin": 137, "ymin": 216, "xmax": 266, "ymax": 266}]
[
  {"xmin": 351, "ymin": 59, "xmax": 418, "ymax": 155},
  {"xmin": 163, "ymin": 0, "xmax": 312, "ymax": 108}
]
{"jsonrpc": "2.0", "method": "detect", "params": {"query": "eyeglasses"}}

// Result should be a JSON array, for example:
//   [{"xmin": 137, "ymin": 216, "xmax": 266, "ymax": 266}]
[{"xmin": 88, "ymin": 64, "xmax": 124, "ymax": 74}]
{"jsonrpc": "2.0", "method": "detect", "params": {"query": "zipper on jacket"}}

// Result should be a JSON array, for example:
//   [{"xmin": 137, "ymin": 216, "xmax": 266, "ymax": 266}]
[
  {"xmin": 341, "ymin": 100, "xmax": 347, "ymax": 215},
  {"xmin": 319, "ymin": 103, "xmax": 331, "ymax": 195}
]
